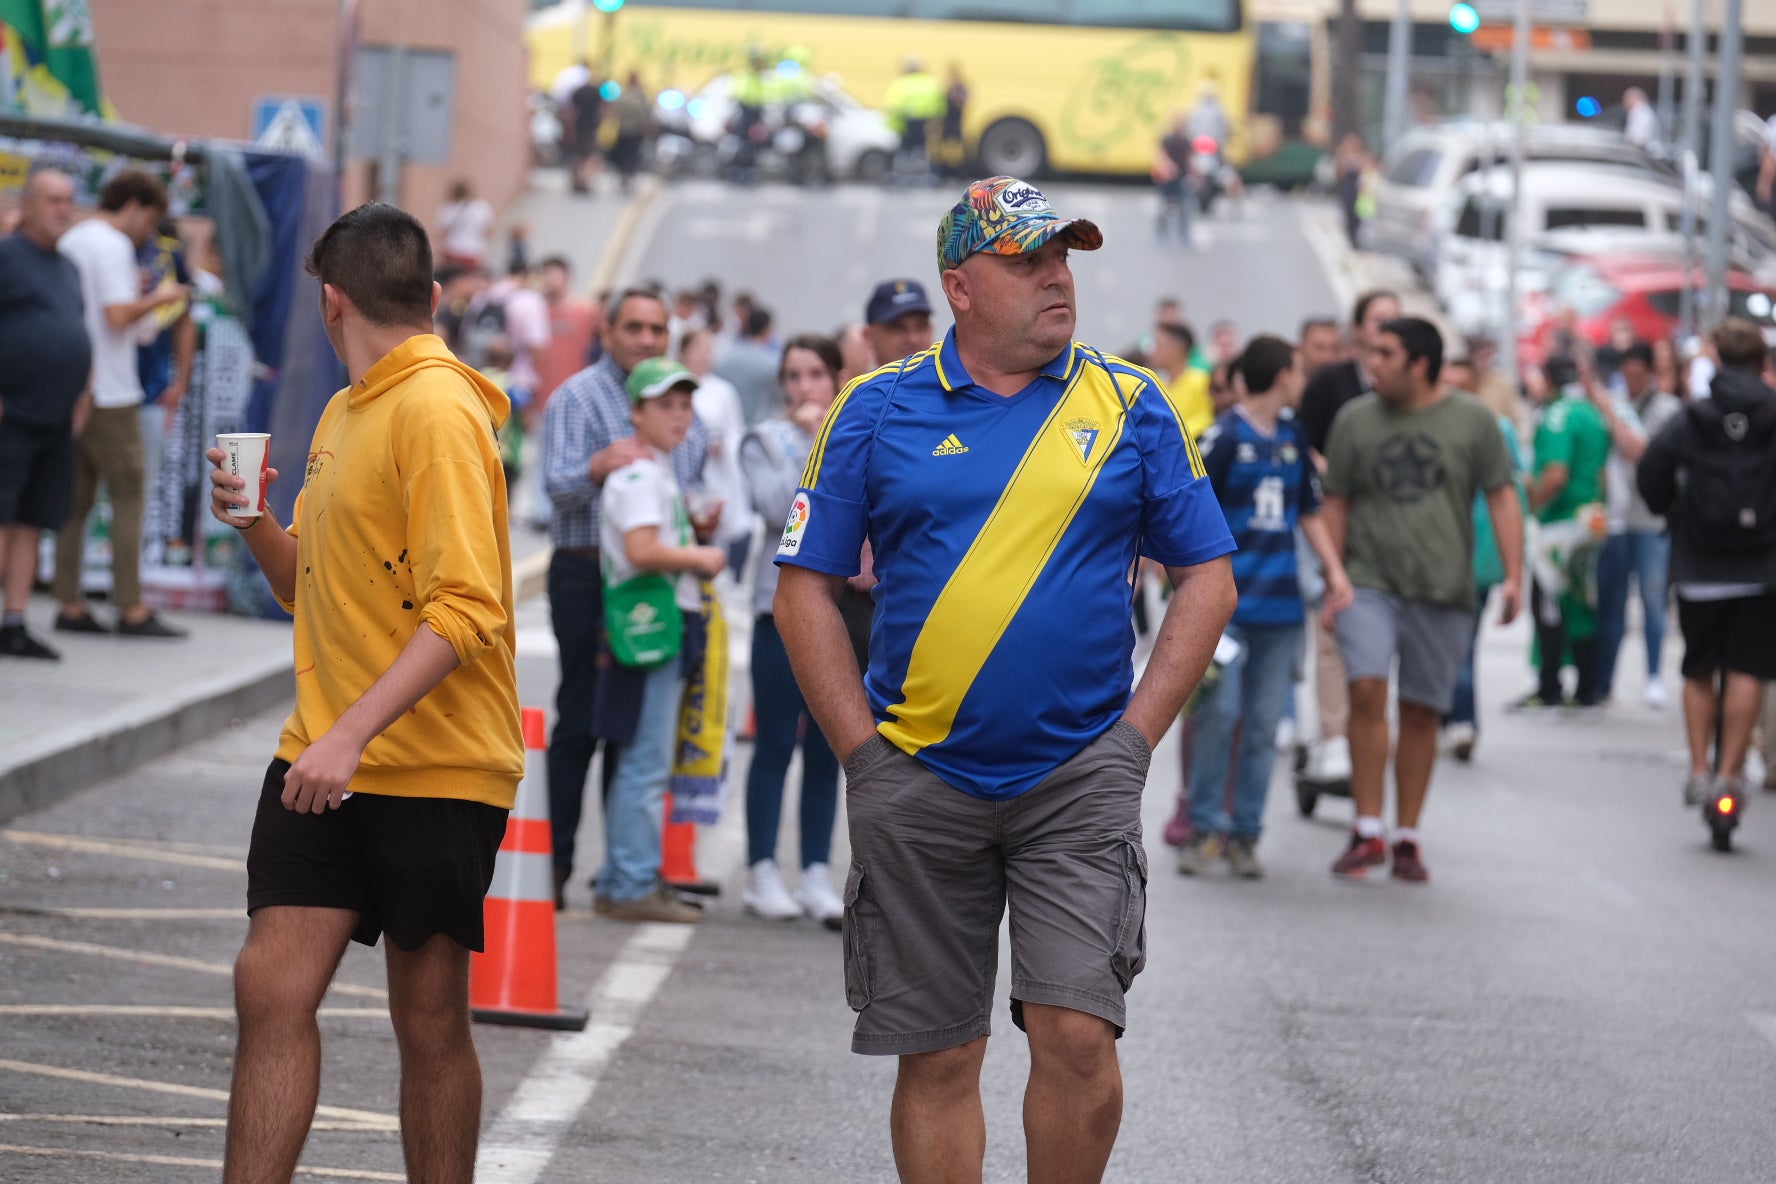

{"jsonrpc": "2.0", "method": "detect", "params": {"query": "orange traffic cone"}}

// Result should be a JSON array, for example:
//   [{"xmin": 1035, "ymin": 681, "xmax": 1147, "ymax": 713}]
[
  {"xmin": 470, "ymin": 707, "xmax": 588, "ymax": 1031},
  {"xmin": 661, "ymin": 795, "xmax": 720, "ymax": 897}
]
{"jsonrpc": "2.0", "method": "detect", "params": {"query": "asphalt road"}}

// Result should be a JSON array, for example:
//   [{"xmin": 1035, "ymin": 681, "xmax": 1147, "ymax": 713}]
[{"xmin": 4, "ymin": 181, "xmax": 1776, "ymax": 1183}]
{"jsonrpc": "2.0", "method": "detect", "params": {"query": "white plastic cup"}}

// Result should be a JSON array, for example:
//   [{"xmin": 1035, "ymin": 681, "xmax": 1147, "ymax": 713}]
[{"xmin": 217, "ymin": 433, "xmax": 271, "ymax": 518}]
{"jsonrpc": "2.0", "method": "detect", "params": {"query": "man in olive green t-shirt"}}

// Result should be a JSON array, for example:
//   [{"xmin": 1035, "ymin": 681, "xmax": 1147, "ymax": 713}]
[
  {"xmin": 1321, "ymin": 318, "xmax": 1524, "ymax": 883},
  {"xmin": 1524, "ymin": 355, "xmax": 1613, "ymax": 708}
]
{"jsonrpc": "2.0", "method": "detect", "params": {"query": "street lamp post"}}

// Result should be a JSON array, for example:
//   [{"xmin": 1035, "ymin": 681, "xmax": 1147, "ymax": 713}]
[
  {"xmin": 1677, "ymin": 0, "xmax": 1706, "ymax": 337},
  {"xmin": 1704, "ymin": 0, "xmax": 1744, "ymax": 333},
  {"xmin": 1499, "ymin": 0, "xmax": 1530, "ymax": 389}
]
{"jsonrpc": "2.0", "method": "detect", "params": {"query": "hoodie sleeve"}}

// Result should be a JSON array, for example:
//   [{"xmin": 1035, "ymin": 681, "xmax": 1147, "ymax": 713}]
[
  {"xmin": 1636, "ymin": 414, "xmax": 1684, "ymax": 517},
  {"xmin": 400, "ymin": 392, "xmax": 511, "ymax": 667}
]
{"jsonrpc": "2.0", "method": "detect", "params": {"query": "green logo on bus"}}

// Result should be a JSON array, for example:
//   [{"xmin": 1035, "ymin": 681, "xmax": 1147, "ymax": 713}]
[{"xmin": 1062, "ymin": 34, "xmax": 1194, "ymax": 154}]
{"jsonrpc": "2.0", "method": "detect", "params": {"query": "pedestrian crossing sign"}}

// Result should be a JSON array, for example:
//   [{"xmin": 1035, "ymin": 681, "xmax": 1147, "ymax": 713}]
[{"xmin": 251, "ymin": 96, "xmax": 327, "ymax": 163}]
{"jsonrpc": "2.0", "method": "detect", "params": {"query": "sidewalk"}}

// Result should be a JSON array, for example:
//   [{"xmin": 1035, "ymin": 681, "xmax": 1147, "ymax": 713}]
[{"xmin": 0, "ymin": 596, "xmax": 292, "ymax": 822}]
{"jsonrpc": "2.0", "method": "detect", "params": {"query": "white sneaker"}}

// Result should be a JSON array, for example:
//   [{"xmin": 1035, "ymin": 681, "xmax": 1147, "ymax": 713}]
[
  {"xmin": 799, "ymin": 863, "xmax": 845, "ymax": 927},
  {"xmin": 743, "ymin": 859, "xmax": 802, "ymax": 920},
  {"xmin": 1644, "ymin": 680, "xmax": 1668, "ymax": 709},
  {"xmin": 1745, "ymin": 749, "xmax": 1767, "ymax": 792},
  {"xmin": 1274, "ymin": 715, "xmax": 1297, "ymax": 753},
  {"xmin": 1305, "ymin": 736, "xmax": 1352, "ymax": 782}
]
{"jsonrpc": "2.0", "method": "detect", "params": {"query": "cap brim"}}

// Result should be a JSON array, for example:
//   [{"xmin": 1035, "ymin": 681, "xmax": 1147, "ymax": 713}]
[
  {"xmin": 636, "ymin": 376, "xmax": 700, "ymax": 400},
  {"xmin": 977, "ymin": 215, "xmax": 1104, "ymax": 262}
]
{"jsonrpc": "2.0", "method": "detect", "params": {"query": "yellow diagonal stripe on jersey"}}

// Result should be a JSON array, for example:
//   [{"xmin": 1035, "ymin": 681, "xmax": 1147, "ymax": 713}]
[
  {"xmin": 882, "ymin": 365, "xmax": 1141, "ymax": 754},
  {"xmin": 1147, "ymin": 366, "xmax": 1207, "ymax": 478}
]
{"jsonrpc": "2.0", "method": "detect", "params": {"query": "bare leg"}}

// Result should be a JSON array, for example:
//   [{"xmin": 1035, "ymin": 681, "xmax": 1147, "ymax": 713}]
[
  {"xmin": 1393, "ymin": 702, "xmax": 1441, "ymax": 830},
  {"xmin": 1, "ymin": 525, "xmax": 37, "ymax": 613},
  {"xmin": 891, "ymin": 1037, "xmax": 988, "ymax": 1184},
  {"xmin": 1717, "ymin": 673, "xmax": 1765, "ymax": 780},
  {"xmin": 1022, "ymin": 1004, "xmax": 1122, "ymax": 1184},
  {"xmin": 1347, "ymin": 678, "xmax": 1391, "ymax": 818},
  {"xmin": 1683, "ymin": 677, "xmax": 1717, "ymax": 777},
  {"xmin": 223, "ymin": 906, "xmax": 358, "ymax": 1184},
  {"xmin": 385, "ymin": 933, "xmax": 481, "ymax": 1183}
]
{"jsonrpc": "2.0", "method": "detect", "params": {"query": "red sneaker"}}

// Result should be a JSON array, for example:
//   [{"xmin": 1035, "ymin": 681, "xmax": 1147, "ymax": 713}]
[
  {"xmin": 1390, "ymin": 840, "xmax": 1430, "ymax": 884},
  {"xmin": 1162, "ymin": 792, "xmax": 1192, "ymax": 848},
  {"xmin": 1331, "ymin": 831, "xmax": 1388, "ymax": 878}
]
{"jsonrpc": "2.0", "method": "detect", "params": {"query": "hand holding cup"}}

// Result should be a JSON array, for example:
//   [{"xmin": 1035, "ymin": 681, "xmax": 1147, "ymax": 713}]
[{"xmin": 209, "ymin": 433, "xmax": 277, "ymax": 528}]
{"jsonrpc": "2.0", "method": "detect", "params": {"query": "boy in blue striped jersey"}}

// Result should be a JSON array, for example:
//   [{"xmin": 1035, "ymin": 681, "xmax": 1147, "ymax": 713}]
[{"xmin": 1180, "ymin": 336, "xmax": 1353, "ymax": 877}]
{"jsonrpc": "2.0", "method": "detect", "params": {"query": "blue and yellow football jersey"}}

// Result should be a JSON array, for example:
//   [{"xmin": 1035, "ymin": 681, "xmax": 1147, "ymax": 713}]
[{"xmin": 775, "ymin": 328, "xmax": 1235, "ymax": 801}]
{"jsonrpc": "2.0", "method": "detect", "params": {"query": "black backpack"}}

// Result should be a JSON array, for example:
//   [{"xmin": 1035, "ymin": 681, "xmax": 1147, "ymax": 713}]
[
  {"xmin": 458, "ymin": 295, "xmax": 508, "ymax": 369},
  {"xmin": 1681, "ymin": 399, "xmax": 1776, "ymax": 552}
]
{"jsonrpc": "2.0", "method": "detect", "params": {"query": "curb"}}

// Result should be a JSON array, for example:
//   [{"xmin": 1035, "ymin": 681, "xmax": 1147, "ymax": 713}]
[
  {"xmin": 588, "ymin": 176, "xmax": 663, "ymax": 295},
  {"xmin": 515, "ymin": 546, "xmax": 551, "ymax": 604},
  {"xmin": 0, "ymin": 659, "xmax": 293, "ymax": 824}
]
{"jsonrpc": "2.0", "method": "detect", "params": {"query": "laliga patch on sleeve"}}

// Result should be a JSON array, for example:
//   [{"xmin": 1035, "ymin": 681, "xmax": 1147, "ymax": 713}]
[{"xmin": 776, "ymin": 491, "xmax": 811, "ymax": 557}]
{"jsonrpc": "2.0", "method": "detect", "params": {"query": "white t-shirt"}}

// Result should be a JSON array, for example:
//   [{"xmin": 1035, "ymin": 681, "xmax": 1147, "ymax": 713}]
[
  {"xmin": 59, "ymin": 218, "xmax": 145, "ymax": 409},
  {"xmin": 438, "ymin": 198, "xmax": 494, "ymax": 263},
  {"xmin": 691, "ymin": 372, "xmax": 751, "ymax": 545},
  {"xmin": 600, "ymin": 452, "xmax": 703, "ymax": 613},
  {"xmin": 1624, "ymin": 103, "xmax": 1659, "ymax": 149}
]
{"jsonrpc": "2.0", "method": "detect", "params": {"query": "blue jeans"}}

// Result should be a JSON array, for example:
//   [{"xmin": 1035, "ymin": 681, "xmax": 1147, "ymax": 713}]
[
  {"xmin": 1188, "ymin": 621, "xmax": 1301, "ymax": 840},
  {"xmin": 594, "ymin": 659, "xmax": 682, "ymax": 904},
  {"xmin": 746, "ymin": 615, "xmax": 840, "ymax": 868},
  {"xmin": 1595, "ymin": 530, "xmax": 1671, "ymax": 698},
  {"xmin": 1444, "ymin": 597, "xmax": 1489, "ymax": 728}
]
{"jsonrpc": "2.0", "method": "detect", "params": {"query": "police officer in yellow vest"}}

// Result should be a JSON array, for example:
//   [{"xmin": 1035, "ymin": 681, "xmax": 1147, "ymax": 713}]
[
  {"xmin": 730, "ymin": 44, "xmax": 773, "ymax": 182},
  {"xmin": 882, "ymin": 56, "xmax": 946, "ymax": 184}
]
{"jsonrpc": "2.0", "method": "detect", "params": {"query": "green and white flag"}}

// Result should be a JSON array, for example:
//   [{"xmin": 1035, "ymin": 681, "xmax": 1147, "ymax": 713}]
[{"xmin": 0, "ymin": 0, "xmax": 106, "ymax": 117}]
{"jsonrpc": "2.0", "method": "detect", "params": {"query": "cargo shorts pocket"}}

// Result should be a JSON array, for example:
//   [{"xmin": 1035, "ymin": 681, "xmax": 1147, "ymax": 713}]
[
  {"xmin": 842, "ymin": 734, "xmax": 894, "ymax": 784},
  {"xmin": 1111, "ymin": 719, "xmax": 1152, "ymax": 769},
  {"xmin": 1109, "ymin": 838, "xmax": 1149, "ymax": 991},
  {"xmin": 841, "ymin": 863, "xmax": 874, "ymax": 1011}
]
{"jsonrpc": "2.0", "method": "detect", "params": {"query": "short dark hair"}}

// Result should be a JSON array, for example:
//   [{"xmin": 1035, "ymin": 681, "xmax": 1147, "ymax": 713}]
[
  {"xmin": 1156, "ymin": 321, "xmax": 1194, "ymax": 355},
  {"xmin": 1714, "ymin": 317, "xmax": 1768, "ymax": 372},
  {"xmin": 605, "ymin": 285, "xmax": 667, "ymax": 327},
  {"xmin": 539, "ymin": 255, "xmax": 572, "ymax": 273},
  {"xmin": 98, "ymin": 168, "xmax": 167, "ymax": 214},
  {"xmin": 1353, "ymin": 288, "xmax": 1398, "ymax": 327},
  {"xmin": 305, "ymin": 202, "xmax": 434, "ymax": 327},
  {"xmin": 1236, "ymin": 335, "xmax": 1297, "ymax": 395},
  {"xmin": 778, "ymin": 333, "xmax": 843, "ymax": 384},
  {"xmin": 1299, "ymin": 316, "xmax": 1338, "ymax": 339},
  {"xmin": 1380, "ymin": 317, "xmax": 1443, "ymax": 383},
  {"xmin": 744, "ymin": 306, "xmax": 773, "ymax": 338},
  {"xmin": 1621, "ymin": 342, "xmax": 1655, "ymax": 368},
  {"xmin": 1543, "ymin": 354, "xmax": 1580, "ymax": 388}
]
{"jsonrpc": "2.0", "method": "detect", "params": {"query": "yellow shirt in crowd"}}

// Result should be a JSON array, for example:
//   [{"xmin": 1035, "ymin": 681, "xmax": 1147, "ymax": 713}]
[{"xmin": 273, "ymin": 334, "xmax": 524, "ymax": 809}]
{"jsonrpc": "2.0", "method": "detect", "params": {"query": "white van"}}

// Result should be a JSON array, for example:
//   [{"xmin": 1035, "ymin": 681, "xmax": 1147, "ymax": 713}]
[
  {"xmin": 1370, "ymin": 122, "xmax": 1658, "ymax": 279},
  {"xmin": 1433, "ymin": 160, "xmax": 1776, "ymax": 337}
]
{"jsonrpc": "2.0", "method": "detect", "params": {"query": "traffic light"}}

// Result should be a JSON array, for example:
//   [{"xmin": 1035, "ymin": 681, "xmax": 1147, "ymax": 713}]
[
  {"xmin": 1448, "ymin": 3, "xmax": 1480, "ymax": 34},
  {"xmin": 593, "ymin": 0, "xmax": 624, "ymax": 11}
]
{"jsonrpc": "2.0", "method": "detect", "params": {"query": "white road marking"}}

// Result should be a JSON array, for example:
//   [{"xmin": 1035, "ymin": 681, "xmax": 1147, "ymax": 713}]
[
  {"xmin": 0, "ymin": 1060, "xmax": 398, "ymax": 1127},
  {"xmin": 474, "ymin": 923, "xmax": 696, "ymax": 1184},
  {"xmin": 0, "ymin": 1143, "xmax": 403, "ymax": 1180},
  {"xmin": 0, "ymin": 1004, "xmax": 387, "ymax": 1020},
  {"xmin": 23, "ymin": 907, "xmax": 242, "ymax": 920},
  {"xmin": 514, "ymin": 623, "xmax": 560, "ymax": 659},
  {"xmin": 2, "ymin": 828, "xmax": 247, "ymax": 871},
  {"xmin": 0, "ymin": 1114, "xmax": 385, "ymax": 1132},
  {"xmin": 0, "ymin": 932, "xmax": 389, "ymax": 1000}
]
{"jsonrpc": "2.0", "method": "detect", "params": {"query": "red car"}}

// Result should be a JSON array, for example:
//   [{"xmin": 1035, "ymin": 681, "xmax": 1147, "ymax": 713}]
[{"xmin": 1519, "ymin": 252, "xmax": 1776, "ymax": 369}]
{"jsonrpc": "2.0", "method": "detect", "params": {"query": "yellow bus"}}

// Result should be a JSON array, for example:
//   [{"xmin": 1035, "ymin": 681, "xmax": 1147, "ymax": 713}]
[{"xmin": 526, "ymin": 0, "xmax": 1257, "ymax": 179}]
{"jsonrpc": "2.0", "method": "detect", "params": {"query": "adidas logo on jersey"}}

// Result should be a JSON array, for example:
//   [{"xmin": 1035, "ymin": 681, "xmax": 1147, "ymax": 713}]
[{"xmin": 932, "ymin": 433, "xmax": 970, "ymax": 456}]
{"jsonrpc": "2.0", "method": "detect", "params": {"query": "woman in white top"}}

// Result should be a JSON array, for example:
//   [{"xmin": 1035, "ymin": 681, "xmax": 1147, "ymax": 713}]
[
  {"xmin": 437, "ymin": 179, "xmax": 494, "ymax": 270},
  {"xmin": 680, "ymin": 326, "xmax": 752, "ymax": 570},
  {"xmin": 736, "ymin": 335, "xmax": 847, "ymax": 924}
]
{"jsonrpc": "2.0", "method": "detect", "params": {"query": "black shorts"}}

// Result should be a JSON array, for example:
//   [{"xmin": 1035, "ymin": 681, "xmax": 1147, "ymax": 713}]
[
  {"xmin": 1677, "ymin": 592, "xmax": 1776, "ymax": 682},
  {"xmin": 245, "ymin": 760, "xmax": 509, "ymax": 952},
  {"xmin": 0, "ymin": 417, "xmax": 74, "ymax": 530}
]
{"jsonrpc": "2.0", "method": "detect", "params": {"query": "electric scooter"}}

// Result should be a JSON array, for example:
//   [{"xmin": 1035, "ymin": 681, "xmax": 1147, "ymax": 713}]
[{"xmin": 1704, "ymin": 670, "xmax": 1745, "ymax": 852}]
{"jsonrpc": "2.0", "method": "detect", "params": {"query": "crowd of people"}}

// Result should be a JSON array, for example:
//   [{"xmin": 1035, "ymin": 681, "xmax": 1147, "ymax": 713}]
[{"xmin": 0, "ymin": 166, "xmax": 203, "ymax": 662}]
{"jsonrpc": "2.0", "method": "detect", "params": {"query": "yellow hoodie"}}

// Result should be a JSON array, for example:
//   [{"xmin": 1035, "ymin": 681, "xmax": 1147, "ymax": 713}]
[{"xmin": 273, "ymin": 334, "xmax": 524, "ymax": 809}]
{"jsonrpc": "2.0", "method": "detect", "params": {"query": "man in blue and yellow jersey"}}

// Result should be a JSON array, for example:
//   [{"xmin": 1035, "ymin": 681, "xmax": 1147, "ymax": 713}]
[{"xmin": 774, "ymin": 176, "xmax": 1236, "ymax": 1183}]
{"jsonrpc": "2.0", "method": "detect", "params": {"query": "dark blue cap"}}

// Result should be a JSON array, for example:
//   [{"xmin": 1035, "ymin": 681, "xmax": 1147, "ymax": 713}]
[{"xmin": 865, "ymin": 278, "xmax": 932, "ymax": 326}]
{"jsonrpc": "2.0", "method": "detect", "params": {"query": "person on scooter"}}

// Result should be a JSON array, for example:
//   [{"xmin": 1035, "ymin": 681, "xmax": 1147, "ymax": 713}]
[{"xmin": 1636, "ymin": 318, "xmax": 1776, "ymax": 809}]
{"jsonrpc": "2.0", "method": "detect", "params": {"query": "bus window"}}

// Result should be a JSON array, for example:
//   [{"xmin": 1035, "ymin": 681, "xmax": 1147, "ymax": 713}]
[
  {"xmin": 1066, "ymin": 0, "xmax": 1242, "ymax": 33},
  {"xmin": 911, "ymin": 0, "xmax": 1066, "ymax": 20}
]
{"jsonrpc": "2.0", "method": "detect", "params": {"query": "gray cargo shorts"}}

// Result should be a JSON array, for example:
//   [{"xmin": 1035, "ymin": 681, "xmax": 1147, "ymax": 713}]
[
  {"xmin": 1333, "ymin": 587, "xmax": 1473, "ymax": 713},
  {"xmin": 839, "ymin": 719, "xmax": 1152, "ymax": 1057}
]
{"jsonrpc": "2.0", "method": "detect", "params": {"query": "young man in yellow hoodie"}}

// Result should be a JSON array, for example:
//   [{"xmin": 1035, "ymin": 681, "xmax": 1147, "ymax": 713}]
[{"xmin": 206, "ymin": 202, "xmax": 521, "ymax": 1184}]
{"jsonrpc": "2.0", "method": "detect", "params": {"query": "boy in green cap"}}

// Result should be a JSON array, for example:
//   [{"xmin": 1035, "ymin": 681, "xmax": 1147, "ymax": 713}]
[{"xmin": 594, "ymin": 356, "xmax": 727, "ymax": 923}]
